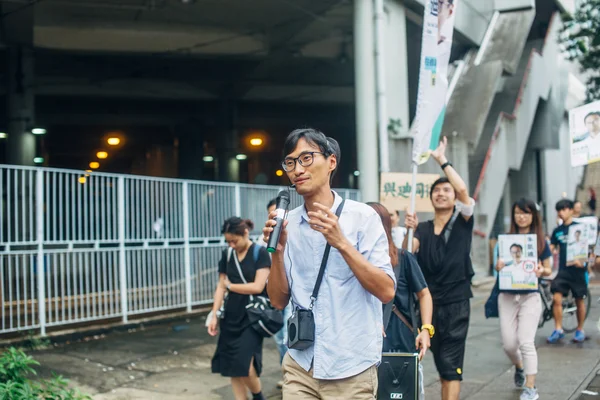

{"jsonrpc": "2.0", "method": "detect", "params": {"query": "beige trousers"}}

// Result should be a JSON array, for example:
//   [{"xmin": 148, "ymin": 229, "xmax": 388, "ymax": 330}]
[{"xmin": 281, "ymin": 352, "xmax": 378, "ymax": 400}]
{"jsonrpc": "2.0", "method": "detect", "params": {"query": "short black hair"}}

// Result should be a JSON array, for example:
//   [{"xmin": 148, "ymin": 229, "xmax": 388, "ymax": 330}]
[
  {"xmin": 510, "ymin": 243, "xmax": 523, "ymax": 251},
  {"xmin": 555, "ymin": 199, "xmax": 574, "ymax": 212},
  {"xmin": 282, "ymin": 128, "xmax": 340, "ymax": 183},
  {"xmin": 429, "ymin": 177, "xmax": 454, "ymax": 199},
  {"xmin": 584, "ymin": 111, "xmax": 600, "ymax": 123},
  {"xmin": 267, "ymin": 198, "xmax": 277, "ymax": 210}
]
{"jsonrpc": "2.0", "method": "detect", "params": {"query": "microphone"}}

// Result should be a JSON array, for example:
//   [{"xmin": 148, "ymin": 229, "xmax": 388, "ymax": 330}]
[{"xmin": 267, "ymin": 190, "xmax": 291, "ymax": 253}]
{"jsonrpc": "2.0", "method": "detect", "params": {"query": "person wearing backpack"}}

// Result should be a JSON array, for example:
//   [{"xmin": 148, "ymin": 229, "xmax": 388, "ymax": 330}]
[
  {"xmin": 370, "ymin": 202, "xmax": 432, "ymax": 400},
  {"xmin": 367, "ymin": 202, "xmax": 433, "ymax": 357},
  {"xmin": 403, "ymin": 137, "xmax": 474, "ymax": 400},
  {"xmin": 208, "ymin": 217, "xmax": 271, "ymax": 400},
  {"xmin": 494, "ymin": 198, "xmax": 552, "ymax": 400}
]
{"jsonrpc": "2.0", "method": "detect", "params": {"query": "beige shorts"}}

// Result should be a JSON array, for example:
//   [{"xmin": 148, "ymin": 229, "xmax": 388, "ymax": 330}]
[{"xmin": 281, "ymin": 352, "xmax": 378, "ymax": 400}]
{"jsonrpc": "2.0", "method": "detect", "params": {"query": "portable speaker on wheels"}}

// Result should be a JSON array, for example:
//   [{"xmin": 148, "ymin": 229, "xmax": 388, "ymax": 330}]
[{"xmin": 378, "ymin": 352, "xmax": 419, "ymax": 400}]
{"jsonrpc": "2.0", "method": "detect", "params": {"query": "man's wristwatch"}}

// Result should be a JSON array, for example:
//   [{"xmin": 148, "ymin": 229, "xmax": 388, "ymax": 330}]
[{"xmin": 420, "ymin": 324, "xmax": 435, "ymax": 338}]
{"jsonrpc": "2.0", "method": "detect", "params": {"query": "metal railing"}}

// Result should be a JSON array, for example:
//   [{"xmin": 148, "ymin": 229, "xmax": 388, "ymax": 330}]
[{"xmin": 0, "ymin": 165, "xmax": 360, "ymax": 335}]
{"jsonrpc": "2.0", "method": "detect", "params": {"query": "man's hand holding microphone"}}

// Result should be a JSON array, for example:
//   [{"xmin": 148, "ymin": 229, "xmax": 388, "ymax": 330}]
[{"xmin": 263, "ymin": 190, "xmax": 291, "ymax": 254}]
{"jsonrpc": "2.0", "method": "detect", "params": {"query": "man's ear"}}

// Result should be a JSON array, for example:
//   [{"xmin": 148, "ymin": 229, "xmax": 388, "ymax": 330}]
[{"xmin": 329, "ymin": 154, "xmax": 337, "ymax": 173}]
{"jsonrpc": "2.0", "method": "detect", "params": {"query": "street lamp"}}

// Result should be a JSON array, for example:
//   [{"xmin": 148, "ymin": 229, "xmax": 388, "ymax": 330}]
[
  {"xmin": 107, "ymin": 137, "xmax": 120, "ymax": 146},
  {"xmin": 250, "ymin": 138, "xmax": 263, "ymax": 147},
  {"xmin": 97, "ymin": 151, "xmax": 108, "ymax": 159},
  {"xmin": 89, "ymin": 161, "xmax": 100, "ymax": 169}
]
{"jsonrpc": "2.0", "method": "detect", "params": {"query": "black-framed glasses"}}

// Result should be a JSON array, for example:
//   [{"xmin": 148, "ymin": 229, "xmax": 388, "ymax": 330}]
[{"xmin": 282, "ymin": 152, "xmax": 327, "ymax": 172}]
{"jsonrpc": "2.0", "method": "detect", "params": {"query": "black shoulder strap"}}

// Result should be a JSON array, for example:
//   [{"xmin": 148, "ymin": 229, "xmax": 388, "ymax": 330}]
[
  {"xmin": 309, "ymin": 199, "xmax": 346, "ymax": 310},
  {"xmin": 443, "ymin": 208, "xmax": 461, "ymax": 244}
]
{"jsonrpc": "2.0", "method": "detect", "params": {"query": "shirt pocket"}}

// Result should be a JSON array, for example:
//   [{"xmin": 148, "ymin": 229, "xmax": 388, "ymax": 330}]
[{"xmin": 326, "ymin": 240, "xmax": 358, "ymax": 282}]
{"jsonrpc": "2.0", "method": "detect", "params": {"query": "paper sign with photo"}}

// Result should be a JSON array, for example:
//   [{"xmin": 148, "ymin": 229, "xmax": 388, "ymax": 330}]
[
  {"xmin": 569, "ymin": 100, "xmax": 600, "ymax": 167},
  {"xmin": 573, "ymin": 216, "xmax": 598, "ymax": 246},
  {"xmin": 498, "ymin": 234, "xmax": 538, "ymax": 291},
  {"xmin": 566, "ymin": 224, "xmax": 589, "ymax": 263}
]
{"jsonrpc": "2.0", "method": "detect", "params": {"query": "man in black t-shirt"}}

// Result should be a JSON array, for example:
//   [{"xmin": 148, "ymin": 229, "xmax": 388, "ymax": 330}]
[
  {"xmin": 548, "ymin": 199, "xmax": 588, "ymax": 344},
  {"xmin": 403, "ymin": 136, "xmax": 475, "ymax": 400}
]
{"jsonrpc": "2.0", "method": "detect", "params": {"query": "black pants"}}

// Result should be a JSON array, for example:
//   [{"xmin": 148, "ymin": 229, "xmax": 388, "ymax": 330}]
[{"xmin": 431, "ymin": 300, "xmax": 470, "ymax": 381}]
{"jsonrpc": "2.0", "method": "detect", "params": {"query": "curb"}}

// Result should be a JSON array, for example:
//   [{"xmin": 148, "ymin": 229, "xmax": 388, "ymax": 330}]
[{"xmin": 0, "ymin": 306, "xmax": 212, "ymax": 348}]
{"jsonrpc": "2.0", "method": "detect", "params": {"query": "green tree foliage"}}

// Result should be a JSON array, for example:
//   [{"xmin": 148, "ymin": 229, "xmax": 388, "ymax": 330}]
[{"xmin": 561, "ymin": 0, "xmax": 600, "ymax": 100}]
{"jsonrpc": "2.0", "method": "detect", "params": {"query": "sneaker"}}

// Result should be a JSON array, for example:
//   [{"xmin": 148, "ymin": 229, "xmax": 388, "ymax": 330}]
[
  {"xmin": 520, "ymin": 387, "xmax": 539, "ymax": 400},
  {"xmin": 514, "ymin": 367, "xmax": 525, "ymax": 388},
  {"xmin": 547, "ymin": 329, "xmax": 564, "ymax": 343},
  {"xmin": 573, "ymin": 329, "xmax": 586, "ymax": 343}
]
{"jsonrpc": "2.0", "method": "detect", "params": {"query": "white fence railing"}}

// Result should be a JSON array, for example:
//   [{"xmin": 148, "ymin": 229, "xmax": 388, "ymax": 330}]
[{"xmin": 0, "ymin": 165, "xmax": 360, "ymax": 335}]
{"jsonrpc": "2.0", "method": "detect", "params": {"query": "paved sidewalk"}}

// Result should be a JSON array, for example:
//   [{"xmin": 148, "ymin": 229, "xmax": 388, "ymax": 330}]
[{"xmin": 27, "ymin": 284, "xmax": 600, "ymax": 400}]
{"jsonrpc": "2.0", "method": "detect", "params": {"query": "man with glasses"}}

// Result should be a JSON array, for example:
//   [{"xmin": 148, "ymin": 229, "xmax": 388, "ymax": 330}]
[{"xmin": 264, "ymin": 128, "xmax": 395, "ymax": 399}]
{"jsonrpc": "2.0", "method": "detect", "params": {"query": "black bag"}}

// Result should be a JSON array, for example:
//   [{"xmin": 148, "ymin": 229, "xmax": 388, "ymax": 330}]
[
  {"xmin": 484, "ymin": 278, "xmax": 500, "ymax": 319},
  {"xmin": 380, "ymin": 250, "xmax": 422, "ymax": 400},
  {"xmin": 229, "ymin": 246, "xmax": 284, "ymax": 338}
]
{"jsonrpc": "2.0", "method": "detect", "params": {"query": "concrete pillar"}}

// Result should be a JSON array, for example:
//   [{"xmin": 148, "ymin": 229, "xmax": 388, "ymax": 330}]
[
  {"xmin": 354, "ymin": 0, "xmax": 379, "ymax": 202},
  {"xmin": 216, "ymin": 100, "xmax": 240, "ymax": 182},
  {"xmin": 385, "ymin": 0, "xmax": 412, "ymax": 174},
  {"xmin": 3, "ymin": 2, "xmax": 35, "ymax": 166},
  {"xmin": 176, "ymin": 124, "xmax": 204, "ymax": 180}
]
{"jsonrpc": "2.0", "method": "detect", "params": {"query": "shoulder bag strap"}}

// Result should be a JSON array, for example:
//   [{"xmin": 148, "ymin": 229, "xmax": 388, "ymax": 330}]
[
  {"xmin": 309, "ymin": 199, "xmax": 346, "ymax": 310},
  {"xmin": 443, "ymin": 208, "xmax": 461, "ymax": 244}
]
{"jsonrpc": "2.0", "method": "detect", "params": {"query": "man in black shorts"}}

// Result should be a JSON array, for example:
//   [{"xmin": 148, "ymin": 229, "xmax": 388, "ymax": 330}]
[
  {"xmin": 547, "ymin": 199, "xmax": 588, "ymax": 344},
  {"xmin": 404, "ymin": 136, "xmax": 474, "ymax": 400}
]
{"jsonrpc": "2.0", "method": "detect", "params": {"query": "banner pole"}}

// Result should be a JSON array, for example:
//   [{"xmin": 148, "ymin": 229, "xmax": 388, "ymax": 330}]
[{"xmin": 407, "ymin": 162, "xmax": 419, "ymax": 252}]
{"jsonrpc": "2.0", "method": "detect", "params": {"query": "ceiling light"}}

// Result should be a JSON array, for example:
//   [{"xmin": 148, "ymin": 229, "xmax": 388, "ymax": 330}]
[
  {"xmin": 107, "ymin": 137, "xmax": 120, "ymax": 146},
  {"xmin": 276, "ymin": 169, "xmax": 284, "ymax": 177},
  {"xmin": 0, "ymin": 132, "xmax": 6, "ymax": 139},
  {"xmin": 250, "ymin": 138, "xmax": 263, "ymax": 147},
  {"xmin": 33, "ymin": 157, "xmax": 44, "ymax": 164},
  {"xmin": 236, "ymin": 154, "xmax": 248, "ymax": 161},
  {"xmin": 32, "ymin": 128, "xmax": 46, "ymax": 135},
  {"xmin": 96, "ymin": 151, "xmax": 108, "ymax": 159},
  {"xmin": 89, "ymin": 161, "xmax": 100, "ymax": 169},
  {"xmin": 202, "ymin": 156, "xmax": 214, "ymax": 162}
]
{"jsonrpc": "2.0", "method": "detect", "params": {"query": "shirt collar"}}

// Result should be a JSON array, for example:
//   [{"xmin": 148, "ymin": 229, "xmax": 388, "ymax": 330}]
[{"xmin": 299, "ymin": 190, "xmax": 341, "ymax": 225}]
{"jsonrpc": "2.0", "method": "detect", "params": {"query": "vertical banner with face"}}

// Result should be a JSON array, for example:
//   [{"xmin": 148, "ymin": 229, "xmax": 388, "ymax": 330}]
[
  {"xmin": 411, "ymin": 0, "xmax": 458, "ymax": 165},
  {"xmin": 569, "ymin": 100, "xmax": 600, "ymax": 167}
]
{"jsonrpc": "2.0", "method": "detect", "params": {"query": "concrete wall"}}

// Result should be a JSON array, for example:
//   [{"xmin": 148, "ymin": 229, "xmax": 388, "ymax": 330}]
[{"xmin": 541, "ymin": 118, "xmax": 585, "ymax": 230}]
